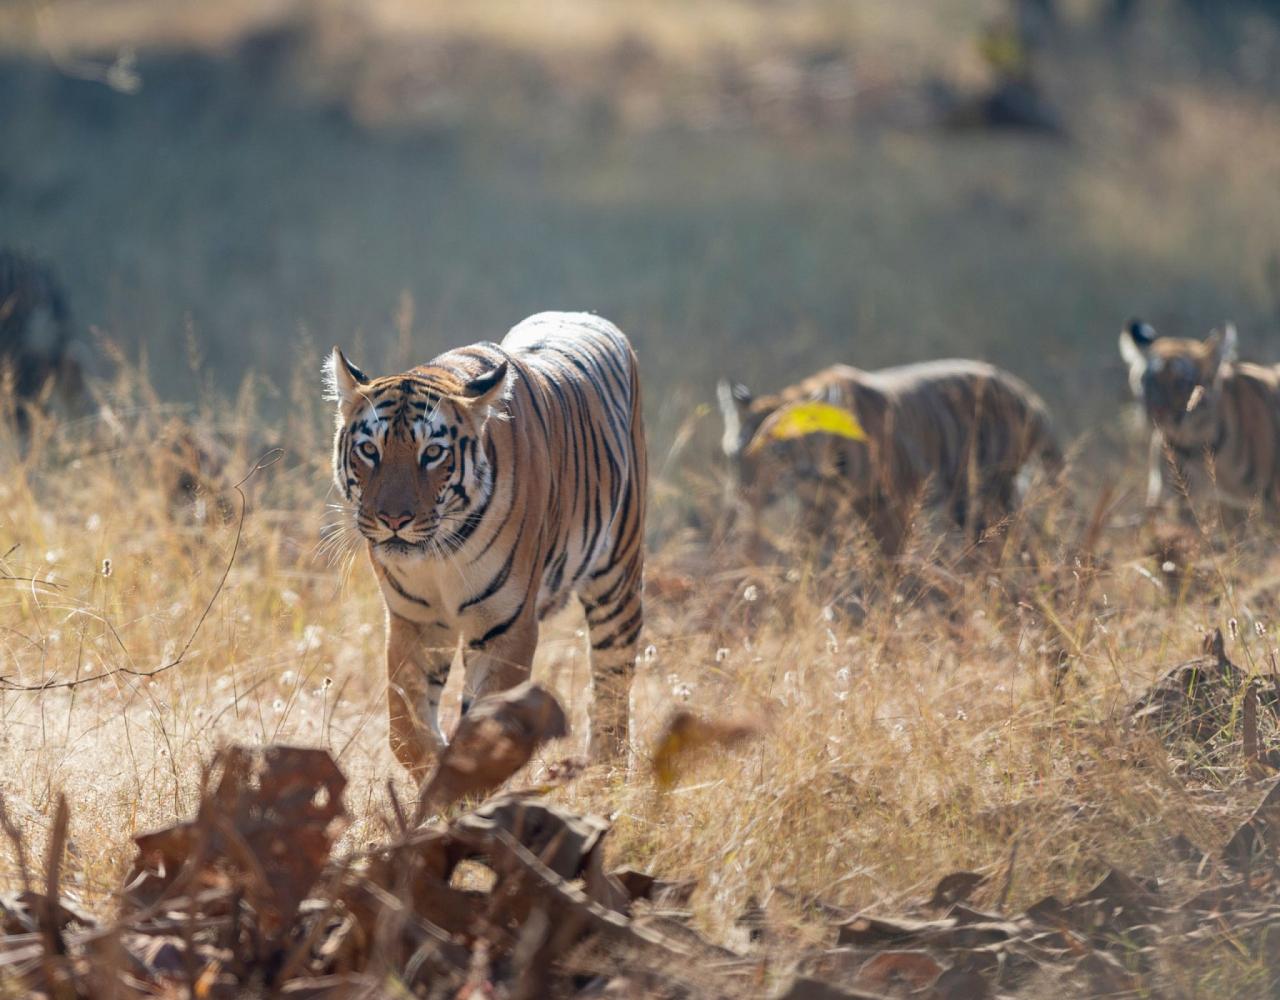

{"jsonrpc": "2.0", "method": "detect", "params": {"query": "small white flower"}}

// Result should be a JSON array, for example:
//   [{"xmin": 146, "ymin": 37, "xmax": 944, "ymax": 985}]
[
  {"xmin": 297, "ymin": 625, "xmax": 324, "ymax": 653},
  {"xmin": 1161, "ymin": 561, "xmax": 1176, "ymax": 574},
  {"xmin": 280, "ymin": 590, "xmax": 301, "ymax": 608},
  {"xmin": 715, "ymin": 647, "xmax": 730, "ymax": 663},
  {"xmin": 101, "ymin": 559, "xmax": 112, "ymax": 578},
  {"xmin": 280, "ymin": 670, "xmax": 296, "ymax": 687},
  {"xmin": 743, "ymin": 585, "xmax": 759, "ymax": 603},
  {"xmin": 272, "ymin": 699, "xmax": 286, "ymax": 714},
  {"xmin": 644, "ymin": 644, "xmax": 658, "ymax": 663}
]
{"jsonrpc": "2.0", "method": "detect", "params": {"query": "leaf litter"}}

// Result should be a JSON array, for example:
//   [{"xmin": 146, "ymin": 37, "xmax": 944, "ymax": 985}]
[{"xmin": 7, "ymin": 643, "xmax": 1280, "ymax": 997}]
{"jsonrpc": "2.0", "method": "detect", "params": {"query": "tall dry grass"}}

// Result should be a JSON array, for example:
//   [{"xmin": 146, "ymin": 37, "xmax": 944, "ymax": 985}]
[{"xmin": 2, "ymin": 355, "xmax": 1279, "ymax": 993}]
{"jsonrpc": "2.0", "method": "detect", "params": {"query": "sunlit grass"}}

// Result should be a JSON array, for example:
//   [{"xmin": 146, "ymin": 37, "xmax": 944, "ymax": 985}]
[{"xmin": 1, "ymin": 357, "xmax": 1277, "ymax": 993}]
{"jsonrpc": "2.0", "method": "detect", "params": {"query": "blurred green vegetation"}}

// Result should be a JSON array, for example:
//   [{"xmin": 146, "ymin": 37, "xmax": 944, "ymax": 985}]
[{"xmin": 2, "ymin": 0, "xmax": 1279, "ymax": 450}]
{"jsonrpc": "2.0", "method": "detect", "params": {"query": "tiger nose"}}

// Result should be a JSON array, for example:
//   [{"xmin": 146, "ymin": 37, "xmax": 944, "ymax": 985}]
[{"xmin": 378, "ymin": 511, "xmax": 413, "ymax": 532}]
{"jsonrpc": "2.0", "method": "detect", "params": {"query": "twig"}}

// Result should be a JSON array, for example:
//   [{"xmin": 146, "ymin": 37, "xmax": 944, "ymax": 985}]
[
  {"xmin": 40, "ymin": 794, "xmax": 69, "ymax": 960},
  {"xmin": 995, "ymin": 836, "xmax": 1020, "ymax": 913},
  {"xmin": 0, "ymin": 792, "xmax": 32, "ymax": 894},
  {"xmin": 0, "ymin": 449, "xmax": 282, "ymax": 691}
]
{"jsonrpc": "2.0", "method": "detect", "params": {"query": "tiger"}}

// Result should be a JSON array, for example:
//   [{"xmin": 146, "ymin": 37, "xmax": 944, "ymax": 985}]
[
  {"xmin": 1119, "ymin": 319, "xmax": 1280, "ymax": 520},
  {"xmin": 326, "ymin": 311, "xmax": 647, "ymax": 778},
  {"xmin": 0, "ymin": 249, "xmax": 85, "ymax": 428},
  {"xmin": 718, "ymin": 360, "xmax": 1062, "ymax": 557}
]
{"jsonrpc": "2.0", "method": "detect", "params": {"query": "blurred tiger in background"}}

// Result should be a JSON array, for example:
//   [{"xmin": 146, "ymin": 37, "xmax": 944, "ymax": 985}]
[
  {"xmin": 1, "ymin": 248, "xmax": 240, "ymax": 524},
  {"xmin": 719, "ymin": 360, "xmax": 1062, "ymax": 557},
  {"xmin": 1120, "ymin": 319, "xmax": 1280, "ymax": 522},
  {"xmin": 0, "ymin": 248, "xmax": 87, "ymax": 430},
  {"xmin": 327, "ymin": 312, "xmax": 646, "ymax": 778}
]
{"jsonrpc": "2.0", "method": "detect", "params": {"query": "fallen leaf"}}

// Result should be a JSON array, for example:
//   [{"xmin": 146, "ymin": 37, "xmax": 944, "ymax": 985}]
[
  {"xmin": 651, "ymin": 710, "xmax": 760, "ymax": 790},
  {"xmin": 418, "ymin": 682, "xmax": 568, "ymax": 817}
]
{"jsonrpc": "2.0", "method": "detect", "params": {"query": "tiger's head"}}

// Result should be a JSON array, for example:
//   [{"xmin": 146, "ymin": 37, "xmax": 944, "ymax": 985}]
[
  {"xmin": 716, "ymin": 379, "xmax": 871, "ymax": 509},
  {"xmin": 1119, "ymin": 319, "xmax": 1236, "ymax": 445},
  {"xmin": 326, "ymin": 347, "xmax": 511, "ymax": 560},
  {"xmin": 716, "ymin": 380, "xmax": 775, "ymax": 463}
]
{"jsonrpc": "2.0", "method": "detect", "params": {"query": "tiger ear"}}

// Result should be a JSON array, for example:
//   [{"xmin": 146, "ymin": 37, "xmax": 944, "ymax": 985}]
[
  {"xmin": 1119, "ymin": 319, "xmax": 1156, "ymax": 368},
  {"xmin": 455, "ymin": 360, "xmax": 511, "ymax": 410},
  {"xmin": 1205, "ymin": 323, "xmax": 1238, "ymax": 370},
  {"xmin": 325, "ymin": 347, "xmax": 368, "ymax": 406},
  {"xmin": 717, "ymin": 379, "xmax": 751, "ymax": 456}
]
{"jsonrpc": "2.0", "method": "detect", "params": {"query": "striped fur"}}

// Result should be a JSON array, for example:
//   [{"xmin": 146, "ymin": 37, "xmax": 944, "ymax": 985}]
[
  {"xmin": 719, "ymin": 360, "xmax": 1061, "ymax": 555},
  {"xmin": 1120, "ymin": 319, "xmax": 1280, "ymax": 517},
  {"xmin": 327, "ymin": 312, "xmax": 646, "ymax": 777}
]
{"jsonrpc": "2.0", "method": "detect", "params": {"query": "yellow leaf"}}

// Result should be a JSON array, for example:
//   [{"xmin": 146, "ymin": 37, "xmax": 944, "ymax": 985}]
[
  {"xmin": 651, "ymin": 710, "xmax": 761, "ymax": 791},
  {"xmin": 747, "ymin": 401, "xmax": 866, "ymax": 455}
]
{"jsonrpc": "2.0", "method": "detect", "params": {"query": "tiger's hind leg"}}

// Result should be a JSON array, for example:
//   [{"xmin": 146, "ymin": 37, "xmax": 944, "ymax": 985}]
[{"xmin": 579, "ymin": 553, "xmax": 644, "ymax": 762}]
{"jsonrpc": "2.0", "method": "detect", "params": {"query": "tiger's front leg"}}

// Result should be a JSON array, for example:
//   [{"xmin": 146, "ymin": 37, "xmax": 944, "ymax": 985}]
[
  {"xmin": 460, "ymin": 621, "xmax": 538, "ymax": 716},
  {"xmin": 386, "ymin": 613, "xmax": 457, "ymax": 783}
]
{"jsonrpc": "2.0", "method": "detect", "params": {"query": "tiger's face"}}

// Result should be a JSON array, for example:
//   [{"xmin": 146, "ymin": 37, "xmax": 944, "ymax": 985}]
[
  {"xmin": 717, "ymin": 380, "xmax": 774, "ymax": 460},
  {"xmin": 326, "ymin": 348, "xmax": 509, "ymax": 560},
  {"xmin": 716, "ymin": 379, "xmax": 869, "ymax": 508},
  {"xmin": 1119, "ymin": 320, "xmax": 1236, "ymax": 445}
]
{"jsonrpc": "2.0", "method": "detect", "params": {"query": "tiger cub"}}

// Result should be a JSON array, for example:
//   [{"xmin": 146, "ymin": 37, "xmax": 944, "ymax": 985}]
[
  {"xmin": 327, "ymin": 312, "xmax": 646, "ymax": 777},
  {"xmin": 1120, "ymin": 319, "xmax": 1280, "ymax": 519},
  {"xmin": 718, "ymin": 360, "xmax": 1061, "ymax": 556}
]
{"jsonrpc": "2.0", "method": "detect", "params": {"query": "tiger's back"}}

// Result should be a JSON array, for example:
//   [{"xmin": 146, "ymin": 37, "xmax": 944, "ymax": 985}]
[
  {"xmin": 857, "ymin": 360, "xmax": 1060, "ymax": 499},
  {"xmin": 498, "ymin": 312, "xmax": 647, "ymax": 622},
  {"xmin": 720, "ymin": 359, "xmax": 1060, "ymax": 554}
]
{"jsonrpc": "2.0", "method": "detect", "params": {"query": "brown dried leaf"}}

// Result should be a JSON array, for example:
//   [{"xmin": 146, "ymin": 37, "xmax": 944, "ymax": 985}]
[
  {"xmin": 928, "ymin": 871, "xmax": 988, "ymax": 910},
  {"xmin": 855, "ymin": 950, "xmax": 943, "ymax": 991},
  {"xmin": 771, "ymin": 975, "xmax": 886, "ymax": 1000},
  {"xmin": 278, "ymin": 974, "xmax": 374, "ymax": 997},
  {"xmin": 1071, "ymin": 951, "xmax": 1140, "ymax": 995},
  {"xmin": 610, "ymin": 867, "xmax": 697, "ymax": 907},
  {"xmin": 932, "ymin": 965, "xmax": 992, "ymax": 1000},
  {"xmin": 453, "ymin": 794, "xmax": 628, "ymax": 915},
  {"xmin": 836, "ymin": 914, "xmax": 1018, "ymax": 951},
  {"xmin": 418, "ymin": 682, "xmax": 568, "ymax": 816},
  {"xmin": 125, "ymin": 745, "xmax": 347, "ymax": 937}
]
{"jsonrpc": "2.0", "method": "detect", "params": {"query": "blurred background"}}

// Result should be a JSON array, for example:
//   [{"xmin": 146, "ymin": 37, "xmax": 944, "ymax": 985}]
[{"xmin": 3, "ymin": 0, "xmax": 1280, "ymax": 451}]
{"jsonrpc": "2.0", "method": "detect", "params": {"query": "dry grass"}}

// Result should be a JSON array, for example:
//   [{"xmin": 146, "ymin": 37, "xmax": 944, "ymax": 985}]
[
  {"xmin": 2, "ymin": 359, "xmax": 1280, "ymax": 994},
  {"xmin": 4, "ymin": 1, "xmax": 1280, "ymax": 992}
]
